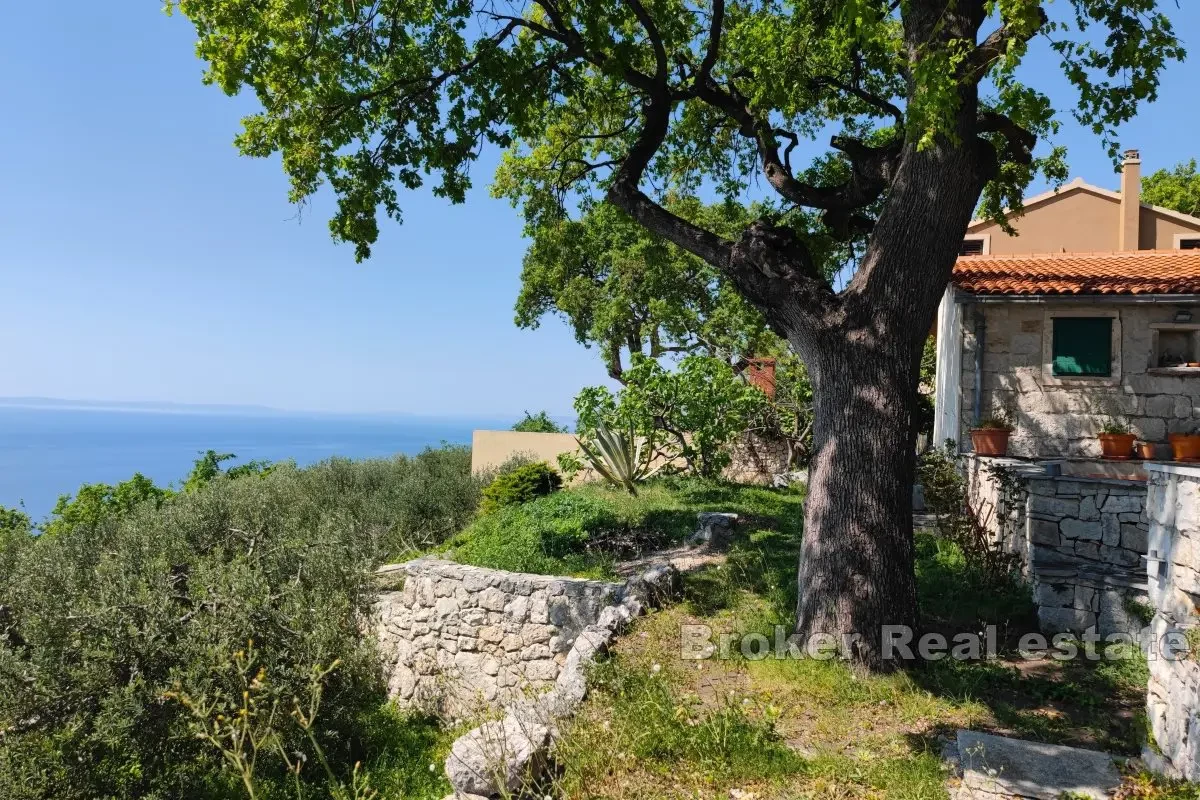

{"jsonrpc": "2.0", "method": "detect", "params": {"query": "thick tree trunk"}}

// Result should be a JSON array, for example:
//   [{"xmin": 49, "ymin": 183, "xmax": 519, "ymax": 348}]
[
  {"xmin": 791, "ymin": 329, "xmax": 921, "ymax": 669},
  {"xmin": 602, "ymin": 2, "xmax": 1000, "ymax": 671},
  {"xmin": 778, "ymin": 143, "xmax": 989, "ymax": 671}
]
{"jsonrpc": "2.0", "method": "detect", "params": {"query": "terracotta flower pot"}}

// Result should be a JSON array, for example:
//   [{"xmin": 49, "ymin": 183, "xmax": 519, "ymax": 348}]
[
  {"xmin": 1136, "ymin": 442, "xmax": 1158, "ymax": 460},
  {"xmin": 1170, "ymin": 433, "xmax": 1200, "ymax": 462},
  {"xmin": 1098, "ymin": 432, "xmax": 1136, "ymax": 460},
  {"xmin": 970, "ymin": 428, "xmax": 1011, "ymax": 456}
]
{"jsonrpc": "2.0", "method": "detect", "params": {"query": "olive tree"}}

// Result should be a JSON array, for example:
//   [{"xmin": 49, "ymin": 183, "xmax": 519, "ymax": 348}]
[{"xmin": 169, "ymin": 0, "xmax": 1183, "ymax": 668}]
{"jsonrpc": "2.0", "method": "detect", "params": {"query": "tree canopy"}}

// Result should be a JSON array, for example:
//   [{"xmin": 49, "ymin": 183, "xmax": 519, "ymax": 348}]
[
  {"xmin": 511, "ymin": 410, "xmax": 569, "ymax": 433},
  {"xmin": 170, "ymin": 0, "xmax": 1182, "ymax": 272},
  {"xmin": 1143, "ymin": 159, "xmax": 1200, "ymax": 218}
]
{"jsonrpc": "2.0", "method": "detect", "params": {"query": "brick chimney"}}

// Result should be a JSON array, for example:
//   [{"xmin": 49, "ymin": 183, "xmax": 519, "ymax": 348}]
[
  {"xmin": 744, "ymin": 358, "xmax": 777, "ymax": 399},
  {"xmin": 1119, "ymin": 149, "xmax": 1141, "ymax": 251}
]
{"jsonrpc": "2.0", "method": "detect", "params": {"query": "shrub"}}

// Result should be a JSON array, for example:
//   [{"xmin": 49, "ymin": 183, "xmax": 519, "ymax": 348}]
[
  {"xmin": 0, "ymin": 506, "xmax": 31, "ymax": 586},
  {"xmin": 0, "ymin": 446, "xmax": 483, "ymax": 800},
  {"xmin": 575, "ymin": 355, "xmax": 769, "ymax": 478},
  {"xmin": 511, "ymin": 410, "xmax": 568, "ymax": 433},
  {"xmin": 480, "ymin": 461, "xmax": 562, "ymax": 514},
  {"xmin": 41, "ymin": 472, "xmax": 172, "ymax": 536},
  {"xmin": 917, "ymin": 445, "xmax": 1024, "ymax": 594}
]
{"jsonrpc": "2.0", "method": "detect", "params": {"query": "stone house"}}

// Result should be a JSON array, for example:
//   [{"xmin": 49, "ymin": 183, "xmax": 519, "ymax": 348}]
[
  {"xmin": 927, "ymin": 152, "xmax": 1200, "ymax": 641},
  {"xmin": 933, "ymin": 150, "xmax": 1200, "ymax": 461}
]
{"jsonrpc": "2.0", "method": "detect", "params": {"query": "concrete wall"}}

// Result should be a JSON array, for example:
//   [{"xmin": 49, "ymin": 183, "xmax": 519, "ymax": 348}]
[
  {"xmin": 1145, "ymin": 463, "xmax": 1200, "ymax": 780},
  {"xmin": 471, "ymin": 429, "xmax": 791, "ymax": 485},
  {"xmin": 960, "ymin": 301, "xmax": 1198, "ymax": 459},
  {"xmin": 964, "ymin": 456, "xmax": 1149, "ymax": 637},
  {"xmin": 374, "ymin": 558, "xmax": 623, "ymax": 718},
  {"xmin": 471, "ymin": 430, "xmax": 584, "ymax": 475}
]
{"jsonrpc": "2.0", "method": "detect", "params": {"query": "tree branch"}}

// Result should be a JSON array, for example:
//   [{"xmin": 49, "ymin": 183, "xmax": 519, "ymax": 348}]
[
  {"xmin": 606, "ymin": 91, "xmax": 735, "ymax": 269},
  {"xmin": 693, "ymin": 80, "xmax": 901, "ymax": 215},
  {"xmin": 813, "ymin": 75, "xmax": 904, "ymax": 129},
  {"xmin": 976, "ymin": 110, "xmax": 1036, "ymax": 166},
  {"xmin": 621, "ymin": 0, "xmax": 668, "ymax": 83},
  {"xmin": 969, "ymin": 5, "xmax": 1048, "ymax": 82},
  {"xmin": 697, "ymin": 0, "xmax": 724, "ymax": 85}
]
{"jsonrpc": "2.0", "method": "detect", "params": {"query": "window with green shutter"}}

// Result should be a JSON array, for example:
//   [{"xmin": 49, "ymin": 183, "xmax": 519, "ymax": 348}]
[{"xmin": 1052, "ymin": 317, "xmax": 1113, "ymax": 376}]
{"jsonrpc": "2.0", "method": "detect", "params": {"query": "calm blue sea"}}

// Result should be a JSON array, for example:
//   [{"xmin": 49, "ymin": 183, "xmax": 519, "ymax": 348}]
[{"xmin": 0, "ymin": 407, "xmax": 505, "ymax": 521}]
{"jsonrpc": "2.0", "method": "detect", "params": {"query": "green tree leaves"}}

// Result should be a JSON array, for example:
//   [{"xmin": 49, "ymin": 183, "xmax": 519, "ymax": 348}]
[
  {"xmin": 514, "ymin": 200, "xmax": 777, "ymax": 379},
  {"xmin": 511, "ymin": 410, "xmax": 569, "ymax": 433},
  {"xmin": 1143, "ymin": 160, "xmax": 1200, "ymax": 218},
  {"xmin": 168, "ymin": 0, "xmax": 1181, "ymax": 264},
  {"xmin": 575, "ymin": 355, "xmax": 769, "ymax": 478}
]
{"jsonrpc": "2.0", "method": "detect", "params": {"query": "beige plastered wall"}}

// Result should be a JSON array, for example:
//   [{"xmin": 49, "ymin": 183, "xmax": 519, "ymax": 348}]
[{"xmin": 967, "ymin": 186, "xmax": 1200, "ymax": 255}]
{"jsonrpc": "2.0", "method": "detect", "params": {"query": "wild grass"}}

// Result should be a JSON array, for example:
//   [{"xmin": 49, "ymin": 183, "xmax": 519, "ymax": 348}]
[
  {"xmin": 548, "ymin": 514, "xmax": 1156, "ymax": 799},
  {"xmin": 444, "ymin": 476, "xmax": 806, "ymax": 579}
]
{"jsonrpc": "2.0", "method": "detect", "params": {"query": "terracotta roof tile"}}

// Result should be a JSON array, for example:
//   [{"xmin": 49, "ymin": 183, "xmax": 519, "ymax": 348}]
[{"xmin": 953, "ymin": 250, "xmax": 1200, "ymax": 296}]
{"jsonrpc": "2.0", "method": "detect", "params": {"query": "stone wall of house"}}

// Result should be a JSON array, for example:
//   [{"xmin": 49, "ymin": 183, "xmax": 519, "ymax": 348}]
[
  {"xmin": 374, "ymin": 558, "xmax": 624, "ymax": 718},
  {"xmin": 959, "ymin": 302, "xmax": 1195, "ymax": 459},
  {"xmin": 963, "ymin": 456, "xmax": 1149, "ymax": 636},
  {"xmin": 1145, "ymin": 463, "xmax": 1200, "ymax": 780}
]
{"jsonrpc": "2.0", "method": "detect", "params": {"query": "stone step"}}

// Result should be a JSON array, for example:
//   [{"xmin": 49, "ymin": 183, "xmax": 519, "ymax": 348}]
[{"xmin": 950, "ymin": 730, "xmax": 1122, "ymax": 800}]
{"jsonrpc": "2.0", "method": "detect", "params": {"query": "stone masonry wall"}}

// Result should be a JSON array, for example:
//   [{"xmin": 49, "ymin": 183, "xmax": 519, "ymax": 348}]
[
  {"xmin": 1145, "ymin": 463, "xmax": 1200, "ymax": 780},
  {"xmin": 964, "ymin": 455, "xmax": 1149, "ymax": 636},
  {"xmin": 960, "ymin": 302, "xmax": 1196, "ymax": 459},
  {"xmin": 374, "ymin": 558, "xmax": 623, "ymax": 718},
  {"xmin": 723, "ymin": 433, "xmax": 791, "ymax": 485}
]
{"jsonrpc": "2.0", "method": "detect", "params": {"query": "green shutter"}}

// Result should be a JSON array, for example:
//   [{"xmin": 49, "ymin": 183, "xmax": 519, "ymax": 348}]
[{"xmin": 1052, "ymin": 317, "xmax": 1112, "ymax": 376}]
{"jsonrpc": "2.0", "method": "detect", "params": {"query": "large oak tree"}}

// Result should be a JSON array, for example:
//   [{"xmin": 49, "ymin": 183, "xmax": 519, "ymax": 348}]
[{"xmin": 170, "ymin": 0, "xmax": 1183, "ymax": 668}]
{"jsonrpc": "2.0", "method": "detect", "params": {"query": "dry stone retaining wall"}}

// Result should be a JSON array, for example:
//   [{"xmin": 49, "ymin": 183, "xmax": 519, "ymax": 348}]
[
  {"xmin": 1145, "ymin": 463, "xmax": 1200, "ymax": 780},
  {"xmin": 964, "ymin": 456, "xmax": 1150, "ymax": 636},
  {"xmin": 374, "ymin": 558, "xmax": 623, "ymax": 718}
]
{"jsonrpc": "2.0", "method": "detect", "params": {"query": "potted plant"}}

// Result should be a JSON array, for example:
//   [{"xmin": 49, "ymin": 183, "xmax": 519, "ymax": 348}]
[
  {"xmin": 1136, "ymin": 441, "xmax": 1158, "ymax": 460},
  {"xmin": 1098, "ymin": 419, "xmax": 1136, "ymax": 460},
  {"xmin": 1171, "ymin": 428, "xmax": 1200, "ymax": 461},
  {"xmin": 970, "ymin": 407, "xmax": 1015, "ymax": 457}
]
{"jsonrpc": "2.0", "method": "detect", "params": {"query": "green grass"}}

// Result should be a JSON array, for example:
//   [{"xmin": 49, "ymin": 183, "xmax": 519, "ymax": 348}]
[
  {"xmin": 442, "ymin": 476, "xmax": 806, "ymax": 579},
  {"xmin": 553, "ymin": 659, "xmax": 806, "ymax": 794},
  {"xmin": 547, "ymin": 513, "xmax": 1158, "ymax": 799},
  {"xmin": 352, "ymin": 707, "xmax": 458, "ymax": 800}
]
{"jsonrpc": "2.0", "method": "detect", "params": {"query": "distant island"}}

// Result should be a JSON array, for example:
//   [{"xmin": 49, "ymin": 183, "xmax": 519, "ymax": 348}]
[
  {"xmin": 0, "ymin": 396, "xmax": 285, "ymax": 416},
  {"xmin": 0, "ymin": 396, "xmax": 529, "ymax": 424}
]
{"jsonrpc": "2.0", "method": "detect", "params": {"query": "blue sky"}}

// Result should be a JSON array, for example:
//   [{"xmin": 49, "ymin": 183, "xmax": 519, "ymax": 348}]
[{"xmin": 1, "ymin": 3, "xmax": 1197, "ymax": 416}]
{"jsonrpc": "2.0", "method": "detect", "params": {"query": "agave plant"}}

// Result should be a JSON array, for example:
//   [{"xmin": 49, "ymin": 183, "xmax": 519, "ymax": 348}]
[{"xmin": 576, "ymin": 420, "xmax": 663, "ymax": 495}]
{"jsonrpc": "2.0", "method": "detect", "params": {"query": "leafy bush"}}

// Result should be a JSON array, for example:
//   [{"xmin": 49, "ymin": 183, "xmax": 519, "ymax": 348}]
[
  {"xmin": 510, "ymin": 410, "xmax": 568, "ymax": 433},
  {"xmin": 480, "ymin": 461, "xmax": 562, "ymax": 514},
  {"xmin": 41, "ymin": 472, "xmax": 171, "ymax": 536},
  {"xmin": 0, "ymin": 507, "xmax": 31, "ymax": 586},
  {"xmin": 917, "ymin": 445, "xmax": 1024, "ymax": 593},
  {"xmin": 449, "ymin": 491, "xmax": 624, "ymax": 577},
  {"xmin": 182, "ymin": 449, "xmax": 275, "ymax": 492},
  {"xmin": 0, "ymin": 446, "xmax": 482, "ymax": 800},
  {"xmin": 575, "ymin": 355, "xmax": 769, "ymax": 479}
]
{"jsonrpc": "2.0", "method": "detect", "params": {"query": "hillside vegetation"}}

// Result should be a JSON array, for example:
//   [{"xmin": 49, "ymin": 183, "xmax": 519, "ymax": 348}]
[{"xmin": 0, "ymin": 449, "xmax": 481, "ymax": 800}]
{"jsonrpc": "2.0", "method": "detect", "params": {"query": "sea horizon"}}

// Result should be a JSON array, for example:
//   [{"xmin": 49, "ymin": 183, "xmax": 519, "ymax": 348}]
[{"xmin": 0, "ymin": 402, "xmax": 568, "ymax": 521}]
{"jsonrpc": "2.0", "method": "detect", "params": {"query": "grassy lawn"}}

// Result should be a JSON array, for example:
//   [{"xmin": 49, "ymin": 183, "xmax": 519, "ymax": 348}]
[
  {"xmin": 543, "ymin": 501, "xmax": 1154, "ymax": 800},
  {"xmin": 442, "ymin": 476, "xmax": 807, "ymax": 579}
]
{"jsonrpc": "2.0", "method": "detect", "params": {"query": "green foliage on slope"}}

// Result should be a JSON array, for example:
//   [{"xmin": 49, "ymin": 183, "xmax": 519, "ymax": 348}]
[{"xmin": 0, "ymin": 447, "xmax": 482, "ymax": 799}]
